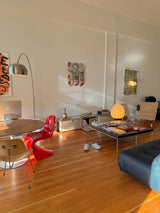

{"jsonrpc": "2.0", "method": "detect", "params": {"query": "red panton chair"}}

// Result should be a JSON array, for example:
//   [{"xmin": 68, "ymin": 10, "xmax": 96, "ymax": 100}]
[{"xmin": 24, "ymin": 115, "xmax": 56, "ymax": 160}]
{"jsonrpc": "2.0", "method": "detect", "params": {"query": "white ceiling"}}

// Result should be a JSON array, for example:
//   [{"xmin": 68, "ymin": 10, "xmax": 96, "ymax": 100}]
[{"xmin": 79, "ymin": 0, "xmax": 160, "ymax": 27}]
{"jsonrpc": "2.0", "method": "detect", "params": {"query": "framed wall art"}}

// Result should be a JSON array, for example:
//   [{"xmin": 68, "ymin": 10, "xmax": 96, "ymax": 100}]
[
  {"xmin": 67, "ymin": 62, "xmax": 85, "ymax": 87},
  {"xmin": 123, "ymin": 68, "xmax": 138, "ymax": 95},
  {"xmin": 0, "ymin": 52, "xmax": 12, "ymax": 96}
]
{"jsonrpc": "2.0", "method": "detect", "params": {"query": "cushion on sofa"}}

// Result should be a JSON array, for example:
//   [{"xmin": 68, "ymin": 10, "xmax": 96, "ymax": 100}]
[
  {"xmin": 150, "ymin": 154, "xmax": 160, "ymax": 194},
  {"xmin": 118, "ymin": 139, "xmax": 160, "ymax": 187}
]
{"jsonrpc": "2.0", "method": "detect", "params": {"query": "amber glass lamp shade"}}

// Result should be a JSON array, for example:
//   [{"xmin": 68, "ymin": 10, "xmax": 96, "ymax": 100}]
[{"xmin": 111, "ymin": 103, "xmax": 125, "ymax": 119}]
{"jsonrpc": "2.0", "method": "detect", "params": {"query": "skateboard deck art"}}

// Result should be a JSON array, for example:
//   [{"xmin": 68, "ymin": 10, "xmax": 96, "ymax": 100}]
[
  {"xmin": 67, "ymin": 62, "xmax": 85, "ymax": 86},
  {"xmin": 72, "ymin": 63, "xmax": 79, "ymax": 86},
  {"xmin": 67, "ymin": 62, "xmax": 74, "ymax": 86},
  {"xmin": 78, "ymin": 63, "xmax": 84, "ymax": 86}
]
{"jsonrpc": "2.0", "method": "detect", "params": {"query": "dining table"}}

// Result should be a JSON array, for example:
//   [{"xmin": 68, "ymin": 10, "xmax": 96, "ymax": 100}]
[
  {"xmin": 0, "ymin": 119, "xmax": 44, "ymax": 139},
  {"xmin": 0, "ymin": 118, "xmax": 45, "ymax": 168}
]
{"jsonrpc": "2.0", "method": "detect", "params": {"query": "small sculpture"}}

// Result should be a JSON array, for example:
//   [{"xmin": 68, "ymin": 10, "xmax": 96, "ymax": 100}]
[{"xmin": 61, "ymin": 108, "xmax": 70, "ymax": 120}]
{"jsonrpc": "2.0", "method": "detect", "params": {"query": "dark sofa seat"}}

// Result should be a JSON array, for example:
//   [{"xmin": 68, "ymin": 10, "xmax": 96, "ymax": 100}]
[{"xmin": 118, "ymin": 139, "xmax": 160, "ymax": 187}]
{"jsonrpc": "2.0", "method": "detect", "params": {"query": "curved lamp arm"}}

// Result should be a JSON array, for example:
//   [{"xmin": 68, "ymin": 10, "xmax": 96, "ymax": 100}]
[{"xmin": 17, "ymin": 53, "xmax": 35, "ymax": 118}]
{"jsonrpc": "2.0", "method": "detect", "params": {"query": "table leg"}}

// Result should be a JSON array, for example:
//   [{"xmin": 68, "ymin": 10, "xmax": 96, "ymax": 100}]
[
  {"xmin": 97, "ymin": 132, "xmax": 102, "ymax": 143},
  {"xmin": 87, "ymin": 130, "xmax": 89, "ymax": 137},
  {"xmin": 116, "ymin": 139, "xmax": 119, "ymax": 152},
  {"xmin": 151, "ymin": 131, "xmax": 153, "ymax": 141},
  {"xmin": 135, "ymin": 135, "xmax": 137, "ymax": 145}
]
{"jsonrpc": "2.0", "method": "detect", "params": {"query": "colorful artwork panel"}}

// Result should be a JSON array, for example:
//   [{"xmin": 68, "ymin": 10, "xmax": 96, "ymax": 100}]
[
  {"xmin": 67, "ymin": 62, "xmax": 85, "ymax": 86},
  {"xmin": 123, "ymin": 68, "xmax": 138, "ymax": 95},
  {"xmin": 0, "ymin": 52, "xmax": 11, "ymax": 96}
]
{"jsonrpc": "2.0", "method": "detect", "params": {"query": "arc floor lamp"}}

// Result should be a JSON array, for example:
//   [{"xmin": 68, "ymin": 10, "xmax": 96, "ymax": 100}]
[{"xmin": 8, "ymin": 53, "xmax": 35, "ymax": 118}]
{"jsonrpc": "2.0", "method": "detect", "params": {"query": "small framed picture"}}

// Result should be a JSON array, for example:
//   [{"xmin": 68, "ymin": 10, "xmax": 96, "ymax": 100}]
[{"xmin": 123, "ymin": 68, "xmax": 138, "ymax": 95}]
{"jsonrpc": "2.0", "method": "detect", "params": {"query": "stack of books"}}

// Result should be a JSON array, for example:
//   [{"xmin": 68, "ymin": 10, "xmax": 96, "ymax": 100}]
[
  {"xmin": 102, "ymin": 127, "xmax": 126, "ymax": 135},
  {"xmin": 117, "ymin": 125, "xmax": 133, "ymax": 132},
  {"xmin": 108, "ymin": 120, "xmax": 126, "ymax": 127},
  {"xmin": 91, "ymin": 121, "xmax": 107, "ymax": 127}
]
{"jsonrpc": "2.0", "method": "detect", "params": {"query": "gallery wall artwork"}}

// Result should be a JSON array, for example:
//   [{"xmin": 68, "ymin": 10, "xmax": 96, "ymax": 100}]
[
  {"xmin": 0, "ymin": 52, "xmax": 11, "ymax": 96},
  {"xmin": 67, "ymin": 62, "xmax": 84, "ymax": 86},
  {"xmin": 123, "ymin": 68, "xmax": 138, "ymax": 95}
]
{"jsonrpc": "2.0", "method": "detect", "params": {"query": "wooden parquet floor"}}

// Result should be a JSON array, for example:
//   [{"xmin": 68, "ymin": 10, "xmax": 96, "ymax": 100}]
[{"xmin": 1, "ymin": 121, "xmax": 160, "ymax": 213}]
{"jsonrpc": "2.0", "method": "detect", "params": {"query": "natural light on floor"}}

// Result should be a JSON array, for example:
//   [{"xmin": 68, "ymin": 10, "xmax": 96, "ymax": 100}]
[{"xmin": 127, "ymin": 190, "xmax": 160, "ymax": 212}]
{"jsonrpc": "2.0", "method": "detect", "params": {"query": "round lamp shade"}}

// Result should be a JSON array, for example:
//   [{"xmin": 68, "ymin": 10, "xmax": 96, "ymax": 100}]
[
  {"xmin": 111, "ymin": 103, "xmax": 125, "ymax": 119},
  {"xmin": 8, "ymin": 63, "xmax": 28, "ymax": 76}
]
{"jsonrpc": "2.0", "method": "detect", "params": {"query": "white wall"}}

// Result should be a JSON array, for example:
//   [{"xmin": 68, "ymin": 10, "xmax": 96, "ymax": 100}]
[
  {"xmin": 0, "ymin": 2, "xmax": 106, "ymax": 119},
  {"xmin": 106, "ymin": 33, "xmax": 160, "ymax": 116},
  {"xmin": 0, "ymin": 0, "xmax": 160, "ymax": 119},
  {"xmin": 35, "ymin": 22, "xmax": 105, "ymax": 118}
]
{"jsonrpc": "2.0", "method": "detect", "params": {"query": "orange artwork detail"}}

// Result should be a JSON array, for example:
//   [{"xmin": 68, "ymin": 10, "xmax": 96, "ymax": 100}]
[{"xmin": 0, "ymin": 53, "xmax": 10, "ymax": 95}]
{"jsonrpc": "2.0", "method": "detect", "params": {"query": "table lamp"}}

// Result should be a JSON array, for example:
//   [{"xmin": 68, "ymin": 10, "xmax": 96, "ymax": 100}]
[
  {"xmin": 8, "ymin": 53, "xmax": 35, "ymax": 118},
  {"xmin": 111, "ymin": 102, "xmax": 125, "ymax": 119}
]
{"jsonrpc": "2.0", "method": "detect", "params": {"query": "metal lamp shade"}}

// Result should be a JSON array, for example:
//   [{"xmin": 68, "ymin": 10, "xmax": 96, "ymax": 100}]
[
  {"xmin": 8, "ymin": 63, "xmax": 28, "ymax": 76},
  {"xmin": 7, "ymin": 53, "xmax": 35, "ymax": 118}
]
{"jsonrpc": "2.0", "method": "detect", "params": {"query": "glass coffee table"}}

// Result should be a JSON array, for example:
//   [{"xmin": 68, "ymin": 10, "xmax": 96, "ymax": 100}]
[{"xmin": 90, "ymin": 124, "xmax": 153, "ymax": 152}]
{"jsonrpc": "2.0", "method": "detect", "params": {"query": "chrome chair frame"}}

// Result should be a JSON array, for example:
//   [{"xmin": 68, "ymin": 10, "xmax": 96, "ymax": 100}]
[{"xmin": 0, "ymin": 139, "xmax": 35, "ymax": 189}]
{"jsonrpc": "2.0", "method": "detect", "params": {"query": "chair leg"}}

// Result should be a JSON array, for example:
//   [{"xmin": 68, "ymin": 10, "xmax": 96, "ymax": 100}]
[
  {"xmin": 28, "ymin": 156, "xmax": 35, "ymax": 173},
  {"xmin": 21, "ymin": 167, "xmax": 31, "ymax": 189},
  {"xmin": 3, "ymin": 162, "xmax": 6, "ymax": 175}
]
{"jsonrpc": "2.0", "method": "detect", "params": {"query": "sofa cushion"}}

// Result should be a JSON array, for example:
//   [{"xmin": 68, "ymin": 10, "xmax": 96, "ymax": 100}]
[{"xmin": 118, "ymin": 139, "xmax": 160, "ymax": 187}]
